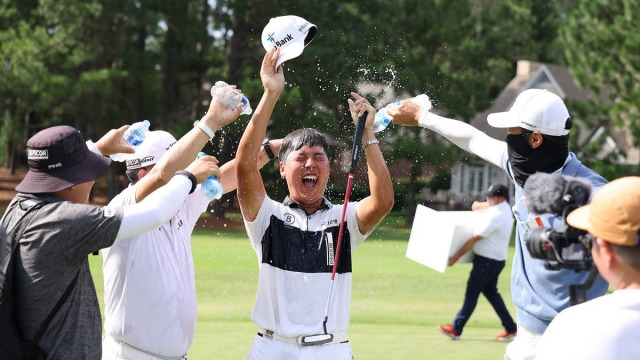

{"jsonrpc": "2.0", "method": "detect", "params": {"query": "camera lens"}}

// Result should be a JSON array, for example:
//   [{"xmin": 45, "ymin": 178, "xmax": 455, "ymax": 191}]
[{"xmin": 526, "ymin": 227, "xmax": 559, "ymax": 262}]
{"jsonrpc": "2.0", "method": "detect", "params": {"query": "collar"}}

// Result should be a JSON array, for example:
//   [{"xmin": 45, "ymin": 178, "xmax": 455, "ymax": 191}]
[{"xmin": 282, "ymin": 196, "xmax": 332, "ymax": 212}]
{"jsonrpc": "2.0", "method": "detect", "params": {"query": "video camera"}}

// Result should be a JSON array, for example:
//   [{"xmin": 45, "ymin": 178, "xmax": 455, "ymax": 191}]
[{"xmin": 523, "ymin": 173, "xmax": 593, "ymax": 272}]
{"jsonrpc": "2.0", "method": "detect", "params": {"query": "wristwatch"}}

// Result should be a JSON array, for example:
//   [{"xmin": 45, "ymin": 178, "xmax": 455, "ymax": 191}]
[{"xmin": 262, "ymin": 139, "xmax": 276, "ymax": 160}]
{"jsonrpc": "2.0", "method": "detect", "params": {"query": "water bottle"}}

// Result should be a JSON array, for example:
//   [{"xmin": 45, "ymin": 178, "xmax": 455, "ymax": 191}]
[
  {"xmin": 110, "ymin": 120, "xmax": 151, "ymax": 161},
  {"xmin": 196, "ymin": 152, "xmax": 223, "ymax": 200},
  {"xmin": 210, "ymin": 81, "xmax": 252, "ymax": 115},
  {"xmin": 373, "ymin": 94, "xmax": 432, "ymax": 133}
]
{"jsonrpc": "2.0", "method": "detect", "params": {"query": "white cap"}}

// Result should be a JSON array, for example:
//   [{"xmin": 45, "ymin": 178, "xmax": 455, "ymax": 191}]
[
  {"xmin": 261, "ymin": 15, "xmax": 317, "ymax": 69},
  {"xmin": 125, "ymin": 130, "xmax": 177, "ymax": 170},
  {"xmin": 487, "ymin": 89, "xmax": 571, "ymax": 136}
]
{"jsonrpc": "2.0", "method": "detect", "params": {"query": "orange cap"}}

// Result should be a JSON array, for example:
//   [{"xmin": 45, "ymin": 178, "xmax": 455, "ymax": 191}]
[{"xmin": 567, "ymin": 177, "xmax": 640, "ymax": 246}]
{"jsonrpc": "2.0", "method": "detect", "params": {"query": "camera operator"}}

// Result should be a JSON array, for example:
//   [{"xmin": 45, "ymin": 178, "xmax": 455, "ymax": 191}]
[
  {"xmin": 390, "ymin": 89, "xmax": 609, "ymax": 359},
  {"xmin": 536, "ymin": 176, "xmax": 640, "ymax": 360}
]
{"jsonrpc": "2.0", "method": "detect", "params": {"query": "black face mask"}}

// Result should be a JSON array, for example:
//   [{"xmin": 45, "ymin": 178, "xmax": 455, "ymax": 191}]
[{"xmin": 506, "ymin": 133, "xmax": 569, "ymax": 187}]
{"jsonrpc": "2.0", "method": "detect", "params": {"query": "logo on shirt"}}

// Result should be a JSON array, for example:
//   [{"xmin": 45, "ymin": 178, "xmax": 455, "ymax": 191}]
[
  {"xmin": 283, "ymin": 213, "xmax": 295, "ymax": 225},
  {"xmin": 103, "ymin": 206, "xmax": 115, "ymax": 218},
  {"xmin": 326, "ymin": 233, "xmax": 334, "ymax": 266},
  {"xmin": 321, "ymin": 219, "xmax": 338, "ymax": 227},
  {"xmin": 177, "ymin": 220, "xmax": 183, "ymax": 230}
]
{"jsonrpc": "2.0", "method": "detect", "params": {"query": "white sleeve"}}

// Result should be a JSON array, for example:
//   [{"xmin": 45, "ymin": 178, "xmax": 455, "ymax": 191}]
[
  {"xmin": 349, "ymin": 201, "xmax": 370, "ymax": 249},
  {"xmin": 418, "ymin": 111, "xmax": 507, "ymax": 167},
  {"xmin": 115, "ymin": 175, "xmax": 191, "ymax": 240}
]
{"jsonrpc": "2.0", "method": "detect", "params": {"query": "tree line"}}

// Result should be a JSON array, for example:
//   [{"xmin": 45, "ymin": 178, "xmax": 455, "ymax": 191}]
[{"xmin": 1, "ymin": 0, "xmax": 638, "ymax": 219}]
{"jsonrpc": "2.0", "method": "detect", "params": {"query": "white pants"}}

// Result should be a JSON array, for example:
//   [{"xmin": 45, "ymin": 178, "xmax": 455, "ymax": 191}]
[
  {"xmin": 504, "ymin": 325, "xmax": 542, "ymax": 360},
  {"xmin": 247, "ymin": 334, "xmax": 353, "ymax": 360},
  {"xmin": 102, "ymin": 334, "xmax": 187, "ymax": 360}
]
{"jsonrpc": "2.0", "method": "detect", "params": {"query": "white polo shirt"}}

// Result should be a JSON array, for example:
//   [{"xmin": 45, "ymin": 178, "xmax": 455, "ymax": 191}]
[
  {"xmin": 472, "ymin": 201, "xmax": 514, "ymax": 261},
  {"xmin": 102, "ymin": 184, "xmax": 209, "ymax": 356},
  {"xmin": 244, "ymin": 196, "xmax": 368, "ymax": 338}
]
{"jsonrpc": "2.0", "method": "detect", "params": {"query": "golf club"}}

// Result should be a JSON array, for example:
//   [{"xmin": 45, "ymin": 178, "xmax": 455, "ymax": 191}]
[{"xmin": 308, "ymin": 112, "xmax": 367, "ymax": 345}]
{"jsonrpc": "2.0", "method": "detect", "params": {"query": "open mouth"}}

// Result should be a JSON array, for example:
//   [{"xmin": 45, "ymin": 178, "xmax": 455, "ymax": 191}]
[{"xmin": 302, "ymin": 175, "xmax": 318, "ymax": 188}]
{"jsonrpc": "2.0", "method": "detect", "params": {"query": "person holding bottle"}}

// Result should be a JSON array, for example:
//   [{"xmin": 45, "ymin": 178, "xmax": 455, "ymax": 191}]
[
  {"xmin": 388, "ymin": 89, "xmax": 608, "ymax": 359},
  {"xmin": 0, "ymin": 124, "xmax": 220, "ymax": 359},
  {"xmin": 235, "ymin": 47, "xmax": 394, "ymax": 359},
  {"xmin": 101, "ymin": 89, "xmax": 280, "ymax": 360}
]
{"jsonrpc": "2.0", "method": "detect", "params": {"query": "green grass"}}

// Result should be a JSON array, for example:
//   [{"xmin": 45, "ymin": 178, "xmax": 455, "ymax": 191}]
[{"xmin": 89, "ymin": 213, "xmax": 516, "ymax": 360}]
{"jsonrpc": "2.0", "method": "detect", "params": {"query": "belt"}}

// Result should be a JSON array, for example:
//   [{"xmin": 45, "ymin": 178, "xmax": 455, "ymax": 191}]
[
  {"xmin": 103, "ymin": 334, "xmax": 187, "ymax": 360},
  {"xmin": 257, "ymin": 328, "xmax": 349, "ymax": 347}
]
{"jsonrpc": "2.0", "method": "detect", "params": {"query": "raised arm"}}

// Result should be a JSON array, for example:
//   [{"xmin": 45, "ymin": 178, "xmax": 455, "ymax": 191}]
[
  {"xmin": 133, "ymin": 91, "xmax": 243, "ymax": 202},
  {"xmin": 236, "ymin": 47, "xmax": 285, "ymax": 221},
  {"xmin": 388, "ymin": 101, "xmax": 506, "ymax": 167},
  {"xmin": 116, "ymin": 156, "xmax": 220, "ymax": 240},
  {"xmin": 219, "ymin": 139, "xmax": 282, "ymax": 194},
  {"xmin": 348, "ymin": 93, "xmax": 394, "ymax": 235}
]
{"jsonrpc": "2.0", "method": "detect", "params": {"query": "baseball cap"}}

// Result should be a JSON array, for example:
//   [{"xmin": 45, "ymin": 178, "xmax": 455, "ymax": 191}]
[
  {"xmin": 487, "ymin": 89, "xmax": 572, "ymax": 136},
  {"xmin": 261, "ymin": 15, "xmax": 316, "ymax": 69},
  {"xmin": 486, "ymin": 183, "xmax": 509, "ymax": 201},
  {"xmin": 16, "ymin": 125, "xmax": 111, "ymax": 193},
  {"xmin": 567, "ymin": 177, "xmax": 640, "ymax": 247},
  {"xmin": 124, "ymin": 130, "xmax": 177, "ymax": 170}
]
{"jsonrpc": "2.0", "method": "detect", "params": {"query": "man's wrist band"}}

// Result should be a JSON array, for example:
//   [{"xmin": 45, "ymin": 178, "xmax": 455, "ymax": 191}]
[
  {"xmin": 362, "ymin": 139, "xmax": 379, "ymax": 150},
  {"xmin": 174, "ymin": 170, "xmax": 197, "ymax": 194},
  {"xmin": 262, "ymin": 139, "xmax": 276, "ymax": 160},
  {"xmin": 194, "ymin": 120, "xmax": 215, "ymax": 140}
]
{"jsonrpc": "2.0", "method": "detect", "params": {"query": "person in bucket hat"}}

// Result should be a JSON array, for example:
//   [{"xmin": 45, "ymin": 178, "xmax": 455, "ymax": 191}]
[
  {"xmin": 388, "ymin": 88, "xmax": 608, "ymax": 359},
  {"xmin": 101, "ymin": 95, "xmax": 282, "ymax": 360},
  {"xmin": 0, "ymin": 124, "xmax": 222, "ymax": 359},
  {"xmin": 536, "ymin": 176, "xmax": 640, "ymax": 360}
]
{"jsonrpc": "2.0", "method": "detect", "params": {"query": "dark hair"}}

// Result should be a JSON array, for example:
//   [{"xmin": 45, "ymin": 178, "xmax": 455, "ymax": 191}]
[
  {"xmin": 125, "ymin": 164, "xmax": 154, "ymax": 185},
  {"xmin": 278, "ymin": 128, "xmax": 329, "ymax": 162},
  {"xmin": 610, "ymin": 243, "xmax": 640, "ymax": 273},
  {"xmin": 126, "ymin": 168, "xmax": 142, "ymax": 184}
]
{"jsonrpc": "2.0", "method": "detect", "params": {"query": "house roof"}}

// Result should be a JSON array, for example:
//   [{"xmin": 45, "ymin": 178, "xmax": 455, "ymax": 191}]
[
  {"xmin": 470, "ymin": 60, "xmax": 637, "ymax": 164},
  {"xmin": 471, "ymin": 60, "xmax": 594, "ymax": 140}
]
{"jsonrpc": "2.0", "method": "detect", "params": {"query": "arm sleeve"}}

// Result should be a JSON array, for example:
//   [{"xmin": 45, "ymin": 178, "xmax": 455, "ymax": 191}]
[
  {"xmin": 419, "ymin": 111, "xmax": 507, "ymax": 167},
  {"xmin": 115, "ymin": 175, "xmax": 191, "ymax": 240}
]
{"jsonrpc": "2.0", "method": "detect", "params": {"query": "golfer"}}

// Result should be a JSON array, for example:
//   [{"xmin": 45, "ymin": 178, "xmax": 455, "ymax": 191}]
[
  {"xmin": 235, "ymin": 47, "xmax": 394, "ymax": 359},
  {"xmin": 101, "ymin": 94, "xmax": 280, "ymax": 360}
]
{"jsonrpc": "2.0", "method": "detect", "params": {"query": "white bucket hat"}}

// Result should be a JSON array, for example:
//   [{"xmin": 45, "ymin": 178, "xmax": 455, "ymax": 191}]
[
  {"xmin": 261, "ymin": 15, "xmax": 317, "ymax": 69},
  {"xmin": 487, "ymin": 89, "xmax": 571, "ymax": 136}
]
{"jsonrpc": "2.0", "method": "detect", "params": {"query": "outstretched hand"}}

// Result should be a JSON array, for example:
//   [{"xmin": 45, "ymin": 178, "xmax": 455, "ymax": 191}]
[
  {"xmin": 347, "ymin": 92, "xmax": 375, "ymax": 130},
  {"xmin": 201, "ymin": 85, "xmax": 244, "ymax": 131},
  {"xmin": 96, "ymin": 126, "xmax": 135, "ymax": 156},
  {"xmin": 185, "ymin": 154, "xmax": 221, "ymax": 184},
  {"xmin": 261, "ymin": 47, "xmax": 285, "ymax": 94},
  {"xmin": 387, "ymin": 100, "xmax": 421, "ymax": 127}
]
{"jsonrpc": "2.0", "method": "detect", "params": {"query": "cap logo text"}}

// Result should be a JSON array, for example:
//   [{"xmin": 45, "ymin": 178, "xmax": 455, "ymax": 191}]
[
  {"xmin": 27, "ymin": 149, "xmax": 48, "ymax": 159},
  {"xmin": 140, "ymin": 155, "xmax": 155, "ymax": 165},
  {"xmin": 275, "ymin": 34, "xmax": 293, "ymax": 47},
  {"xmin": 48, "ymin": 163, "xmax": 62, "ymax": 169}
]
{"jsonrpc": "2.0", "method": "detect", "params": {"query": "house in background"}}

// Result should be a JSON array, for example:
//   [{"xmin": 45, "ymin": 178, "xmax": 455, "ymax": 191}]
[{"xmin": 447, "ymin": 60, "xmax": 639, "ymax": 205}]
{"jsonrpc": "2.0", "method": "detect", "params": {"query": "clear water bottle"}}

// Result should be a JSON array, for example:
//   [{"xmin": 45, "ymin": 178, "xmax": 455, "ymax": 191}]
[
  {"xmin": 196, "ymin": 152, "xmax": 223, "ymax": 200},
  {"xmin": 210, "ymin": 81, "xmax": 252, "ymax": 115},
  {"xmin": 373, "ymin": 94, "xmax": 432, "ymax": 133},
  {"xmin": 110, "ymin": 120, "xmax": 151, "ymax": 161}
]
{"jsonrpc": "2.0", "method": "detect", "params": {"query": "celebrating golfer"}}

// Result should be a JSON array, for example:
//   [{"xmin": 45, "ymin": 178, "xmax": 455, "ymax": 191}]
[{"xmin": 235, "ymin": 47, "xmax": 394, "ymax": 359}]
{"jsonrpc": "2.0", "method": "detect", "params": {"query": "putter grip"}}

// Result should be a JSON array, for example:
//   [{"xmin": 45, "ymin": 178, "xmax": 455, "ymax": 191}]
[{"xmin": 349, "ymin": 112, "xmax": 368, "ymax": 174}]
